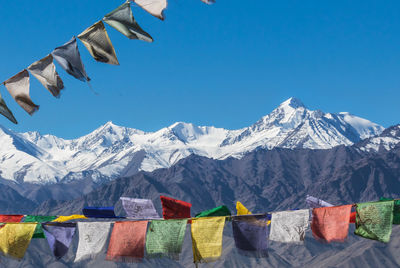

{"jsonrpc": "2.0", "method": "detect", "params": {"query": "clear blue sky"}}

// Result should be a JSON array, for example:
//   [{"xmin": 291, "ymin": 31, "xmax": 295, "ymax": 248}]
[{"xmin": 1, "ymin": 0, "xmax": 399, "ymax": 138}]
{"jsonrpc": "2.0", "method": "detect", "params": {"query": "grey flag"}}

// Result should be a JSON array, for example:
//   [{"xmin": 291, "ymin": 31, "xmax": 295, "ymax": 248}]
[
  {"xmin": 52, "ymin": 37, "xmax": 90, "ymax": 82},
  {"xmin": 131, "ymin": 0, "xmax": 167, "ymax": 20},
  {"xmin": 103, "ymin": 2, "xmax": 153, "ymax": 42},
  {"xmin": 0, "ymin": 91, "xmax": 17, "ymax": 124}
]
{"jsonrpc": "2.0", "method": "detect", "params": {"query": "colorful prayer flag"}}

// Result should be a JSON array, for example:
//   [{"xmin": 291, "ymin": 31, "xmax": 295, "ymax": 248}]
[
  {"xmin": 236, "ymin": 201, "xmax": 251, "ymax": 215},
  {"xmin": 160, "ymin": 196, "xmax": 192, "ymax": 220},
  {"xmin": 195, "ymin": 205, "xmax": 231, "ymax": 218},
  {"xmin": 78, "ymin": 21, "xmax": 119, "ymax": 65},
  {"xmin": 0, "ymin": 215, "xmax": 24, "ymax": 222},
  {"xmin": 311, "ymin": 205, "xmax": 352, "ymax": 243},
  {"xmin": 106, "ymin": 221, "xmax": 148, "ymax": 262},
  {"xmin": 82, "ymin": 207, "xmax": 118, "ymax": 218},
  {"xmin": 269, "ymin": 209, "xmax": 309, "ymax": 243},
  {"xmin": 0, "ymin": 223, "xmax": 36, "ymax": 260},
  {"xmin": 0, "ymin": 92, "xmax": 17, "ymax": 124},
  {"xmin": 103, "ymin": 2, "xmax": 153, "ymax": 42},
  {"xmin": 53, "ymin": 214, "xmax": 88, "ymax": 222},
  {"xmin": 131, "ymin": 0, "xmax": 167, "ymax": 20},
  {"xmin": 146, "ymin": 219, "xmax": 187, "ymax": 260},
  {"xmin": 42, "ymin": 223, "xmax": 77, "ymax": 259},
  {"xmin": 306, "ymin": 195, "xmax": 334, "ymax": 209},
  {"xmin": 23, "ymin": 215, "xmax": 57, "ymax": 239},
  {"xmin": 201, "ymin": 0, "xmax": 216, "ymax": 4},
  {"xmin": 191, "ymin": 217, "xmax": 225, "ymax": 263},
  {"xmin": 380, "ymin": 197, "xmax": 400, "ymax": 224},
  {"xmin": 355, "ymin": 200, "xmax": 394, "ymax": 243},
  {"xmin": 120, "ymin": 197, "xmax": 160, "ymax": 219}
]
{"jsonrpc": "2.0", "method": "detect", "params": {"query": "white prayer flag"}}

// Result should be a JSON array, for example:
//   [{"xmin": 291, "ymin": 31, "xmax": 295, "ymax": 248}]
[
  {"xmin": 120, "ymin": 197, "xmax": 161, "ymax": 219},
  {"xmin": 269, "ymin": 209, "xmax": 309, "ymax": 243}
]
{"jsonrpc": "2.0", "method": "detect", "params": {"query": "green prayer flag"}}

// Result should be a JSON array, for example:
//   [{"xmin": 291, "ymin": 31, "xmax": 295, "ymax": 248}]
[
  {"xmin": 195, "ymin": 205, "xmax": 231, "ymax": 218},
  {"xmin": 145, "ymin": 219, "xmax": 187, "ymax": 260},
  {"xmin": 380, "ymin": 197, "xmax": 400, "ymax": 224},
  {"xmin": 355, "ymin": 200, "xmax": 394, "ymax": 243},
  {"xmin": 23, "ymin": 215, "xmax": 57, "ymax": 238}
]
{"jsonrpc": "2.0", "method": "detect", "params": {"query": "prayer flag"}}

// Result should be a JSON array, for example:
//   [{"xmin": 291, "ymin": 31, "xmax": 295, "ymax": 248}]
[
  {"xmin": 52, "ymin": 37, "xmax": 90, "ymax": 82},
  {"xmin": 131, "ymin": 0, "xmax": 167, "ymax": 20},
  {"xmin": 83, "ymin": 207, "xmax": 118, "ymax": 218},
  {"xmin": 232, "ymin": 215, "xmax": 269, "ymax": 257},
  {"xmin": 350, "ymin": 211, "xmax": 356, "ymax": 223},
  {"xmin": 236, "ymin": 201, "xmax": 251, "ymax": 215},
  {"xmin": 27, "ymin": 54, "xmax": 64, "ymax": 98},
  {"xmin": 355, "ymin": 200, "xmax": 394, "ymax": 243},
  {"xmin": 146, "ymin": 219, "xmax": 187, "ymax": 260},
  {"xmin": 120, "ymin": 197, "xmax": 160, "ymax": 219},
  {"xmin": 53, "ymin": 215, "xmax": 88, "ymax": 222},
  {"xmin": 380, "ymin": 197, "xmax": 400, "ymax": 224},
  {"xmin": 201, "ymin": 0, "xmax": 216, "ymax": 4},
  {"xmin": 42, "ymin": 223, "xmax": 77, "ymax": 259},
  {"xmin": 75, "ymin": 222, "xmax": 112, "ymax": 262},
  {"xmin": 195, "ymin": 205, "xmax": 231, "ymax": 218},
  {"xmin": 311, "ymin": 205, "xmax": 352, "ymax": 243},
  {"xmin": 0, "ymin": 223, "xmax": 36, "ymax": 260},
  {"xmin": 0, "ymin": 215, "xmax": 24, "ymax": 222},
  {"xmin": 306, "ymin": 195, "xmax": 334, "ymax": 209},
  {"xmin": 23, "ymin": 215, "xmax": 57, "ymax": 239},
  {"xmin": 78, "ymin": 21, "xmax": 119, "ymax": 65},
  {"xmin": 0, "ymin": 92, "xmax": 17, "ymax": 124},
  {"xmin": 191, "ymin": 217, "xmax": 225, "ymax": 263},
  {"xmin": 3, "ymin": 70, "xmax": 39, "ymax": 115},
  {"xmin": 160, "ymin": 196, "xmax": 192, "ymax": 220},
  {"xmin": 106, "ymin": 221, "xmax": 148, "ymax": 262},
  {"xmin": 103, "ymin": 2, "xmax": 153, "ymax": 42},
  {"xmin": 269, "ymin": 209, "xmax": 309, "ymax": 243}
]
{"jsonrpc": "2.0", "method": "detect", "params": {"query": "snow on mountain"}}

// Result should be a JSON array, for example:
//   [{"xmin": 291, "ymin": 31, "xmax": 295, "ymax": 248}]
[
  {"xmin": 357, "ymin": 124, "xmax": 400, "ymax": 152},
  {"xmin": 0, "ymin": 97, "xmax": 385, "ymax": 184}
]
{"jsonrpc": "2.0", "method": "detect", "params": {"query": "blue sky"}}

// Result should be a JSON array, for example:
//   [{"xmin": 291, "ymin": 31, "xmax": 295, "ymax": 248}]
[{"xmin": 1, "ymin": 0, "xmax": 399, "ymax": 138}]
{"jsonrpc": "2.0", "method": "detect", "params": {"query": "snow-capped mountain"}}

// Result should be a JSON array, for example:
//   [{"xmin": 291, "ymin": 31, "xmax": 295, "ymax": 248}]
[
  {"xmin": 357, "ymin": 124, "xmax": 400, "ymax": 152},
  {"xmin": 0, "ymin": 97, "xmax": 385, "ymax": 184}
]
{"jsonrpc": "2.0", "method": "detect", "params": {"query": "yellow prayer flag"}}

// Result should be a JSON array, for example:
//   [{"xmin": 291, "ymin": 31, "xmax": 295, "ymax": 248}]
[
  {"xmin": 191, "ymin": 217, "xmax": 225, "ymax": 263},
  {"xmin": 236, "ymin": 201, "xmax": 252, "ymax": 215},
  {"xmin": 53, "ymin": 215, "xmax": 88, "ymax": 222},
  {"xmin": 0, "ymin": 223, "xmax": 36, "ymax": 259}
]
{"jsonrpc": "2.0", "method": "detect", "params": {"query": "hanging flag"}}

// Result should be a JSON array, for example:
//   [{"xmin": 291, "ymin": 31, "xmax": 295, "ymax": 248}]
[
  {"xmin": 0, "ymin": 223, "xmax": 36, "ymax": 260},
  {"xmin": 191, "ymin": 217, "xmax": 225, "ymax": 263},
  {"xmin": 74, "ymin": 222, "xmax": 112, "ymax": 262},
  {"xmin": 42, "ymin": 223, "xmax": 77, "ymax": 259},
  {"xmin": 23, "ymin": 215, "xmax": 57, "ymax": 239},
  {"xmin": 52, "ymin": 37, "xmax": 90, "ymax": 82},
  {"xmin": 380, "ymin": 197, "xmax": 400, "ymax": 224},
  {"xmin": 106, "ymin": 221, "xmax": 148, "ymax": 262},
  {"xmin": 349, "ymin": 211, "xmax": 356, "ymax": 223},
  {"xmin": 53, "ymin": 214, "xmax": 88, "ymax": 222},
  {"xmin": 120, "ymin": 197, "xmax": 160, "ymax": 219},
  {"xmin": 306, "ymin": 195, "xmax": 334, "ymax": 209},
  {"xmin": 236, "ymin": 201, "xmax": 251, "ymax": 215},
  {"xmin": 269, "ymin": 210, "xmax": 309, "ymax": 243},
  {"xmin": 78, "ymin": 21, "xmax": 119, "ymax": 65},
  {"xmin": 195, "ymin": 205, "xmax": 231, "ymax": 218},
  {"xmin": 0, "ymin": 215, "xmax": 24, "ymax": 222},
  {"xmin": 160, "ymin": 196, "xmax": 192, "ymax": 220},
  {"xmin": 232, "ymin": 215, "xmax": 269, "ymax": 257},
  {"xmin": 355, "ymin": 200, "xmax": 394, "ymax": 243},
  {"xmin": 131, "ymin": 0, "xmax": 167, "ymax": 20},
  {"xmin": 103, "ymin": 2, "xmax": 153, "ymax": 42},
  {"xmin": 82, "ymin": 207, "xmax": 119, "ymax": 218},
  {"xmin": 146, "ymin": 219, "xmax": 187, "ymax": 260},
  {"xmin": 27, "ymin": 54, "xmax": 64, "ymax": 98},
  {"xmin": 0, "ymin": 92, "xmax": 17, "ymax": 124},
  {"xmin": 311, "ymin": 205, "xmax": 352, "ymax": 243},
  {"xmin": 201, "ymin": 0, "xmax": 216, "ymax": 4},
  {"xmin": 3, "ymin": 70, "xmax": 39, "ymax": 115}
]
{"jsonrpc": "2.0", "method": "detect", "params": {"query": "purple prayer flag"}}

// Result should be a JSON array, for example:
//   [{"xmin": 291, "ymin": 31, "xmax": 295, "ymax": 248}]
[
  {"xmin": 42, "ymin": 223, "xmax": 77, "ymax": 259},
  {"xmin": 232, "ymin": 215, "xmax": 269, "ymax": 258}
]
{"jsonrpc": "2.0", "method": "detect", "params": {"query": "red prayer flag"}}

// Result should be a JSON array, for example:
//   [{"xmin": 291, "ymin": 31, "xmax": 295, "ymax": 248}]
[
  {"xmin": 349, "ymin": 211, "xmax": 356, "ymax": 223},
  {"xmin": 106, "ymin": 221, "xmax": 148, "ymax": 262},
  {"xmin": 311, "ymin": 205, "xmax": 352, "ymax": 243},
  {"xmin": 160, "ymin": 196, "xmax": 192, "ymax": 220},
  {"xmin": 0, "ymin": 215, "xmax": 24, "ymax": 222}
]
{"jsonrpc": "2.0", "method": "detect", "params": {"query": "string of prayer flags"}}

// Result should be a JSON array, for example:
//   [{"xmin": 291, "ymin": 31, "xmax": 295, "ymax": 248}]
[
  {"xmin": 380, "ymin": 197, "xmax": 400, "ymax": 224},
  {"xmin": 131, "ymin": 0, "xmax": 167, "ymax": 21},
  {"xmin": 311, "ymin": 205, "xmax": 352, "ymax": 243},
  {"xmin": 106, "ymin": 221, "xmax": 148, "ymax": 262},
  {"xmin": 53, "ymin": 214, "xmax": 88, "ymax": 222},
  {"xmin": 146, "ymin": 219, "xmax": 187, "ymax": 260},
  {"xmin": 236, "ymin": 201, "xmax": 251, "ymax": 215},
  {"xmin": 0, "ymin": 92, "xmax": 18, "ymax": 124},
  {"xmin": 0, "ymin": 215, "xmax": 24, "ymax": 223},
  {"xmin": 23, "ymin": 215, "xmax": 57, "ymax": 239},
  {"xmin": 232, "ymin": 215, "xmax": 269, "ymax": 258},
  {"xmin": 195, "ymin": 205, "xmax": 231, "ymax": 218},
  {"xmin": 0, "ymin": 223, "xmax": 36, "ymax": 260},
  {"xmin": 52, "ymin": 37, "xmax": 90, "ymax": 82},
  {"xmin": 269, "ymin": 209, "xmax": 309, "ymax": 243},
  {"xmin": 42, "ymin": 223, "xmax": 77, "ymax": 259},
  {"xmin": 3, "ymin": 70, "xmax": 39, "ymax": 115},
  {"xmin": 354, "ymin": 200, "xmax": 394, "ymax": 243},
  {"xmin": 191, "ymin": 217, "xmax": 225, "ymax": 263},
  {"xmin": 160, "ymin": 196, "xmax": 192, "ymax": 220},
  {"xmin": 103, "ymin": 2, "xmax": 153, "ymax": 42},
  {"xmin": 27, "ymin": 54, "xmax": 64, "ymax": 98},
  {"xmin": 306, "ymin": 195, "xmax": 334, "ymax": 209},
  {"xmin": 74, "ymin": 222, "xmax": 112, "ymax": 262},
  {"xmin": 120, "ymin": 197, "xmax": 160, "ymax": 219},
  {"xmin": 82, "ymin": 207, "xmax": 118, "ymax": 218},
  {"xmin": 78, "ymin": 21, "xmax": 119, "ymax": 65}
]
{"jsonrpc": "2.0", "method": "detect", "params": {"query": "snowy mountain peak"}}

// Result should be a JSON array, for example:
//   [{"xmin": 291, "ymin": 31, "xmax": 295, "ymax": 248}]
[{"xmin": 279, "ymin": 97, "xmax": 306, "ymax": 109}]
